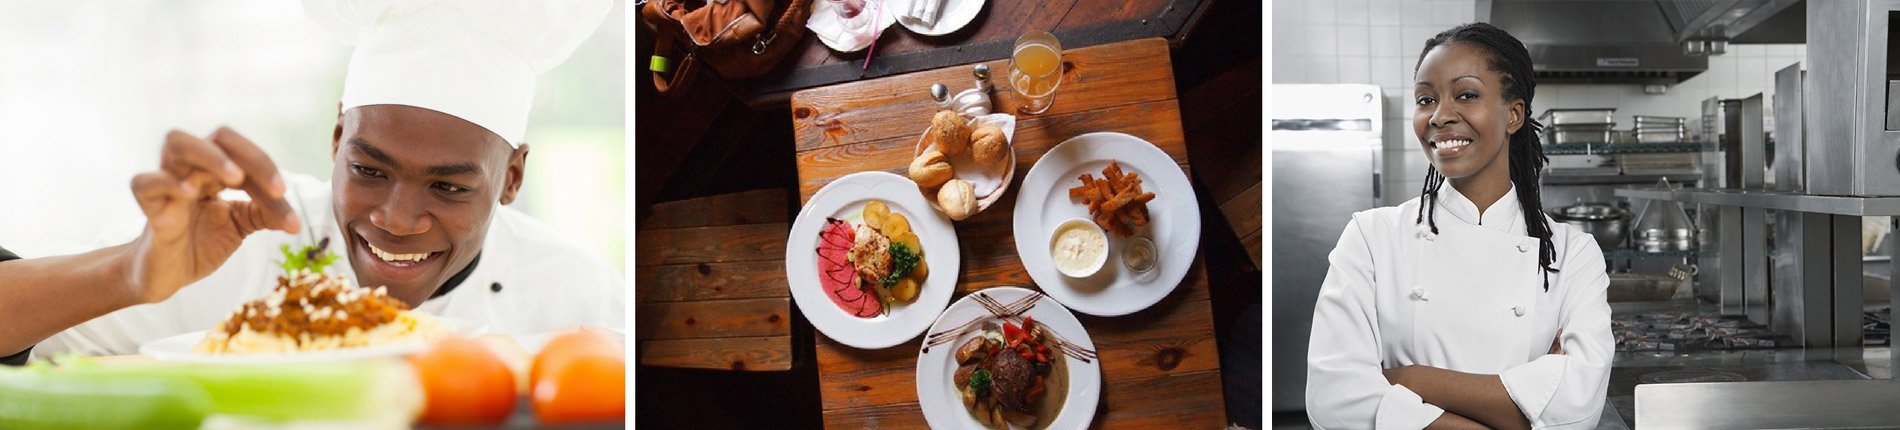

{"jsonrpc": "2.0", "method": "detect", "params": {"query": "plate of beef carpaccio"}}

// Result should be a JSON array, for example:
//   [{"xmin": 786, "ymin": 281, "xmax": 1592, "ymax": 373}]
[{"xmin": 789, "ymin": 171, "xmax": 961, "ymax": 349}]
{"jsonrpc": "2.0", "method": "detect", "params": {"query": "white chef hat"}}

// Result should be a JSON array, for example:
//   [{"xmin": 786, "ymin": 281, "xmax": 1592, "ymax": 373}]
[{"xmin": 303, "ymin": 0, "xmax": 612, "ymax": 146}]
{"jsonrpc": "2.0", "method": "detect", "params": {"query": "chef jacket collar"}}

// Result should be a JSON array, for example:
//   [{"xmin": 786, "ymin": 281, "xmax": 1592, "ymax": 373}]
[
  {"xmin": 1435, "ymin": 182, "xmax": 1525, "ymax": 235},
  {"xmin": 428, "ymin": 251, "xmax": 480, "ymax": 301}
]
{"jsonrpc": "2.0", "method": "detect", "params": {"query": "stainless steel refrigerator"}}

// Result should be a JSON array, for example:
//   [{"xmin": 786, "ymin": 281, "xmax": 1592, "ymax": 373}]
[{"xmin": 1271, "ymin": 84, "xmax": 1384, "ymax": 411}]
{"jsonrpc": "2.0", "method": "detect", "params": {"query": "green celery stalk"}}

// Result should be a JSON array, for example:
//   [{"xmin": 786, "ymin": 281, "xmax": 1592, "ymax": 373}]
[
  {"xmin": 0, "ymin": 364, "xmax": 213, "ymax": 430},
  {"xmin": 66, "ymin": 359, "xmax": 422, "ymax": 425}
]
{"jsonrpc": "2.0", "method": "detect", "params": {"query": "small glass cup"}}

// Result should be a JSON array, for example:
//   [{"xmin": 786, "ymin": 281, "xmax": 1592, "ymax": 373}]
[
  {"xmin": 1009, "ymin": 31, "xmax": 1063, "ymax": 115},
  {"xmin": 828, "ymin": 0, "xmax": 866, "ymax": 19},
  {"xmin": 1123, "ymin": 236, "xmax": 1157, "ymax": 273}
]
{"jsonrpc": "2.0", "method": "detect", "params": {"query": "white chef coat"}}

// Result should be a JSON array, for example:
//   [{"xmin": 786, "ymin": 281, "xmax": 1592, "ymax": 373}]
[
  {"xmin": 1306, "ymin": 184, "xmax": 1612, "ymax": 430},
  {"xmin": 33, "ymin": 172, "xmax": 625, "ymax": 359}
]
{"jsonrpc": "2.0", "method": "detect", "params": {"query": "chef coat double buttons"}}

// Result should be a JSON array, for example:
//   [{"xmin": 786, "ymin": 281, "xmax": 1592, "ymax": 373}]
[
  {"xmin": 1517, "ymin": 239, "xmax": 1533, "ymax": 253},
  {"xmin": 1411, "ymin": 287, "xmax": 1429, "ymax": 301},
  {"xmin": 1512, "ymin": 305, "xmax": 1526, "ymax": 317}
]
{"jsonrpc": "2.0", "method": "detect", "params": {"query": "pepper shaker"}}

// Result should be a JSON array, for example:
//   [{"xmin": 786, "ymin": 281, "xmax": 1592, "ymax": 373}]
[{"xmin": 928, "ymin": 64, "xmax": 994, "ymax": 117}]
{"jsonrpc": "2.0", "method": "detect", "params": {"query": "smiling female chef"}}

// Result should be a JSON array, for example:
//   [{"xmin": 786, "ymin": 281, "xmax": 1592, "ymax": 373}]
[
  {"xmin": 1305, "ymin": 23, "xmax": 1612, "ymax": 430},
  {"xmin": 0, "ymin": 0, "xmax": 623, "ymax": 361}
]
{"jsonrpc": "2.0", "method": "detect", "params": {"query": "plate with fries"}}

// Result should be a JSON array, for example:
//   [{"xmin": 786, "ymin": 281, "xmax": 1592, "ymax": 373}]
[{"xmin": 1012, "ymin": 132, "xmax": 1201, "ymax": 316}]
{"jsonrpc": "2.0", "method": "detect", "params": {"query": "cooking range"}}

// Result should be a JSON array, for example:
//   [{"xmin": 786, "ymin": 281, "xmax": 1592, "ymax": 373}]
[{"xmin": 1613, "ymin": 312, "xmax": 1788, "ymax": 351}]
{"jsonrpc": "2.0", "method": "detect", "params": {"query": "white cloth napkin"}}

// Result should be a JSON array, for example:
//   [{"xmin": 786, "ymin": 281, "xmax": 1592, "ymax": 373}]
[
  {"xmin": 899, "ymin": 0, "xmax": 944, "ymax": 27},
  {"xmin": 806, "ymin": 0, "xmax": 897, "ymax": 53}
]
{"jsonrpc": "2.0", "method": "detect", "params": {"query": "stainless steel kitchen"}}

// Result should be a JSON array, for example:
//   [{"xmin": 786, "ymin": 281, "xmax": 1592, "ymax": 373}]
[{"xmin": 1273, "ymin": 0, "xmax": 1900, "ymax": 428}]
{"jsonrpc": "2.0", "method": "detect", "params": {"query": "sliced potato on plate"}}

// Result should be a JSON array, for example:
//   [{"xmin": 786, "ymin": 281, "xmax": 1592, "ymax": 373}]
[{"xmin": 864, "ymin": 201, "xmax": 891, "ymax": 230}]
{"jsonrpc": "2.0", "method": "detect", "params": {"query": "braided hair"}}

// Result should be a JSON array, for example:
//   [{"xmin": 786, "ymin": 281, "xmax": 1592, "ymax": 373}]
[{"xmin": 1412, "ymin": 23, "xmax": 1560, "ymax": 291}]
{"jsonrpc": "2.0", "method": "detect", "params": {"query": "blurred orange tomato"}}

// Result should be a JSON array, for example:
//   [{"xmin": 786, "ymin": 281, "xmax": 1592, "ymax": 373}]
[
  {"xmin": 407, "ymin": 337, "xmax": 517, "ymax": 426},
  {"xmin": 531, "ymin": 330, "xmax": 625, "ymax": 424},
  {"xmin": 529, "ymin": 329, "xmax": 620, "ymax": 385}
]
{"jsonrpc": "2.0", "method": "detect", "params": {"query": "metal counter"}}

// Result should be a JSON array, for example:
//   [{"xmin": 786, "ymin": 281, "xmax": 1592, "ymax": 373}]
[
  {"xmin": 1614, "ymin": 187, "xmax": 1900, "ymax": 216},
  {"xmin": 1614, "ymin": 347, "xmax": 1894, "ymax": 429}
]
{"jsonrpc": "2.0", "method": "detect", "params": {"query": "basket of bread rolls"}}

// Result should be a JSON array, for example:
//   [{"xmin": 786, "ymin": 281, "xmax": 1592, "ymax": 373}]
[{"xmin": 909, "ymin": 110, "xmax": 1017, "ymax": 221}]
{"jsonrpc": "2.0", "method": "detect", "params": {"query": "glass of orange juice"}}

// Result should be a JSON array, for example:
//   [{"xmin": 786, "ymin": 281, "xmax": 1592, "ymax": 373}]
[{"xmin": 1009, "ymin": 31, "xmax": 1063, "ymax": 115}]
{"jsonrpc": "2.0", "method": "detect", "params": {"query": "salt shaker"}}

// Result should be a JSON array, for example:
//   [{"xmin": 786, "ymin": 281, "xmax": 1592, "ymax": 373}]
[{"xmin": 929, "ymin": 64, "xmax": 994, "ymax": 117}]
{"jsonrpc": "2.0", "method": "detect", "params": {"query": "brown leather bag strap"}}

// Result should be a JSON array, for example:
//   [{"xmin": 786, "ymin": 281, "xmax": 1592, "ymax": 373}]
[
  {"xmin": 751, "ymin": 0, "xmax": 812, "ymax": 55},
  {"xmin": 650, "ymin": 26, "xmax": 698, "ymax": 94}
]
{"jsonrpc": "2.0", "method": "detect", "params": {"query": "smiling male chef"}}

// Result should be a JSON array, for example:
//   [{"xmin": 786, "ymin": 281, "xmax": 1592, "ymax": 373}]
[{"xmin": 5, "ymin": 0, "xmax": 622, "ymax": 361}]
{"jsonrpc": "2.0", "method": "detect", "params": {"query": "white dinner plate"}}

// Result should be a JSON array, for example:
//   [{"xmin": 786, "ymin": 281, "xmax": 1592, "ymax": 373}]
[
  {"xmin": 1011, "ymin": 132, "xmax": 1201, "ymax": 316},
  {"xmin": 916, "ymin": 286, "xmax": 1100, "ymax": 430},
  {"xmin": 787, "ymin": 171, "xmax": 962, "ymax": 349},
  {"xmin": 138, "ymin": 316, "xmax": 487, "ymax": 364},
  {"xmin": 894, "ymin": 0, "xmax": 985, "ymax": 36},
  {"xmin": 808, "ymin": 0, "xmax": 900, "ymax": 53}
]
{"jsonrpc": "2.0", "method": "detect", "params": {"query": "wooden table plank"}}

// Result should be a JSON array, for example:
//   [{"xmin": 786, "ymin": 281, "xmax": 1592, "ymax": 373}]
[
  {"xmin": 790, "ymin": 37, "xmax": 1225, "ymax": 428},
  {"xmin": 635, "ymin": 297, "xmax": 793, "ymax": 339},
  {"xmin": 637, "ymin": 335, "xmax": 795, "ymax": 371},
  {"xmin": 634, "ymin": 261, "xmax": 791, "ymax": 303},
  {"xmin": 634, "ymin": 222, "xmax": 790, "ymax": 266},
  {"xmin": 641, "ymin": 189, "xmax": 790, "ymax": 229},
  {"xmin": 790, "ymin": 38, "xmax": 1181, "ymax": 153}
]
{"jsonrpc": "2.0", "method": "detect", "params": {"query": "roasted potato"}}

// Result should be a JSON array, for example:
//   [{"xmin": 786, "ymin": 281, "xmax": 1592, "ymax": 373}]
[
  {"xmin": 956, "ymin": 337, "xmax": 990, "ymax": 364},
  {"xmin": 863, "ymin": 201, "xmax": 890, "ymax": 230},
  {"xmin": 884, "ymin": 212, "xmax": 912, "ymax": 237},
  {"xmin": 891, "ymin": 277, "xmax": 920, "ymax": 303}
]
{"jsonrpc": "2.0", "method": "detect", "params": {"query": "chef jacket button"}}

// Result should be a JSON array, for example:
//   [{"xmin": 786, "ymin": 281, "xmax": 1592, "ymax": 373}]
[
  {"xmin": 1517, "ymin": 240, "xmax": 1532, "ymax": 252},
  {"xmin": 1411, "ymin": 287, "xmax": 1429, "ymax": 301},
  {"xmin": 491, "ymin": 282, "xmax": 503, "ymax": 293},
  {"xmin": 1512, "ymin": 305, "xmax": 1526, "ymax": 316}
]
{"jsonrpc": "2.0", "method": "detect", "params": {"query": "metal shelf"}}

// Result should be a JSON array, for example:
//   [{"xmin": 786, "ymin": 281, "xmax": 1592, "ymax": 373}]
[
  {"xmin": 1543, "ymin": 142, "xmax": 1705, "ymax": 155},
  {"xmin": 1614, "ymin": 187, "xmax": 1900, "ymax": 216},
  {"xmin": 1603, "ymin": 249, "xmax": 1699, "ymax": 260},
  {"xmin": 1543, "ymin": 173, "xmax": 1700, "ymax": 186}
]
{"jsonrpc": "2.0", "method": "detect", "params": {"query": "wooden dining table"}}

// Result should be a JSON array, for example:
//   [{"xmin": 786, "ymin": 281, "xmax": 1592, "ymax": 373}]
[{"xmin": 788, "ymin": 37, "xmax": 1227, "ymax": 428}]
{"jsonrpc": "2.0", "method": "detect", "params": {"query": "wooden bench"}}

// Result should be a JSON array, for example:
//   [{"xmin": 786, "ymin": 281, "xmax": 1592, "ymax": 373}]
[
  {"xmin": 1183, "ymin": 57, "xmax": 1263, "ymax": 270},
  {"xmin": 634, "ymin": 189, "xmax": 795, "ymax": 371}
]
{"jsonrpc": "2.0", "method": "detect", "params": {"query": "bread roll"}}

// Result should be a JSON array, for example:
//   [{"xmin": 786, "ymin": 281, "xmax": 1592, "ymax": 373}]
[
  {"xmin": 909, "ymin": 150, "xmax": 955, "ymax": 189},
  {"xmin": 938, "ymin": 179, "xmax": 977, "ymax": 221},
  {"xmin": 970, "ymin": 125, "xmax": 1007, "ymax": 166},
  {"xmin": 931, "ymin": 110, "xmax": 971, "ymax": 156}
]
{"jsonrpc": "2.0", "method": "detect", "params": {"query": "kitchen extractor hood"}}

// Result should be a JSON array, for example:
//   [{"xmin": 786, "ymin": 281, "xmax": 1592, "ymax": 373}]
[{"xmin": 1482, "ymin": 0, "xmax": 1804, "ymax": 85}]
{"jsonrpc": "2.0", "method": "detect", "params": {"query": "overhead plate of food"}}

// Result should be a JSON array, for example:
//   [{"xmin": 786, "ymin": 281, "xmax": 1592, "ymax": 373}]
[
  {"xmin": 788, "ymin": 171, "xmax": 961, "ymax": 349},
  {"xmin": 1012, "ymin": 132, "xmax": 1200, "ymax": 317},
  {"xmin": 917, "ymin": 286, "xmax": 1099, "ymax": 430},
  {"xmin": 140, "ymin": 240, "xmax": 485, "ymax": 363}
]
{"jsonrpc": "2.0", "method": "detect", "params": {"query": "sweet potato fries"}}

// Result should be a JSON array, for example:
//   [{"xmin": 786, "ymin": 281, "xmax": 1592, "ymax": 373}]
[{"xmin": 1066, "ymin": 161, "xmax": 1155, "ymax": 237}]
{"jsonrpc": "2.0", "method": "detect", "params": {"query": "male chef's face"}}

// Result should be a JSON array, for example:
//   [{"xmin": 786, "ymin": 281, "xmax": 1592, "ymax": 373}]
[
  {"xmin": 330, "ymin": 104, "xmax": 528, "ymax": 306},
  {"xmin": 1412, "ymin": 42, "xmax": 1524, "ymax": 182}
]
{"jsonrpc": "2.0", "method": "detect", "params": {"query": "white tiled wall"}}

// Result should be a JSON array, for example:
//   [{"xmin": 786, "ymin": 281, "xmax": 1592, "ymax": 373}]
[{"xmin": 1272, "ymin": 0, "xmax": 1805, "ymax": 206}]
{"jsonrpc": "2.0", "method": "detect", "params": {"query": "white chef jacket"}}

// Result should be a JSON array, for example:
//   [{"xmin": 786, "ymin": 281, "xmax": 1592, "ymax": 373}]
[
  {"xmin": 33, "ymin": 172, "xmax": 625, "ymax": 359},
  {"xmin": 1306, "ymin": 184, "xmax": 1612, "ymax": 430}
]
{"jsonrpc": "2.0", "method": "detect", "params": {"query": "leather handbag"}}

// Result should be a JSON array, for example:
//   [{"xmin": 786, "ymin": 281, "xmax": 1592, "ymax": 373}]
[{"xmin": 641, "ymin": 0, "xmax": 814, "ymax": 94}]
